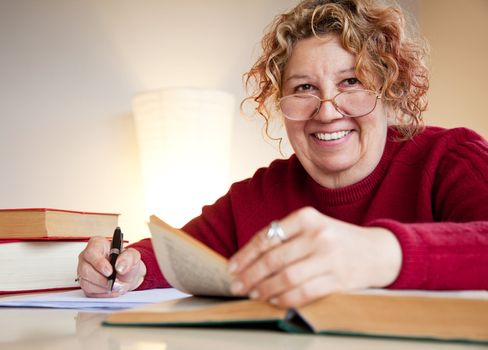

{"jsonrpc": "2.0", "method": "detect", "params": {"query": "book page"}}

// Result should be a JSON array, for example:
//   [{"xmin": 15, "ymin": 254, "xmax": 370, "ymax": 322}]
[
  {"xmin": 296, "ymin": 290, "xmax": 488, "ymax": 342},
  {"xmin": 351, "ymin": 288, "xmax": 488, "ymax": 299},
  {"xmin": 105, "ymin": 297, "xmax": 286, "ymax": 325},
  {"xmin": 149, "ymin": 215, "xmax": 232, "ymax": 297}
]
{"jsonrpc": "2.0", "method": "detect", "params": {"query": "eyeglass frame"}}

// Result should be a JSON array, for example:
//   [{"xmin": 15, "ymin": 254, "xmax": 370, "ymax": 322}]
[{"xmin": 278, "ymin": 89, "xmax": 382, "ymax": 121}]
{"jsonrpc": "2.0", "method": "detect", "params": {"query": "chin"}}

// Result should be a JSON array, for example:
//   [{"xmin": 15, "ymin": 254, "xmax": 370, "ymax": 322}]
[{"xmin": 316, "ymin": 154, "xmax": 358, "ymax": 173}]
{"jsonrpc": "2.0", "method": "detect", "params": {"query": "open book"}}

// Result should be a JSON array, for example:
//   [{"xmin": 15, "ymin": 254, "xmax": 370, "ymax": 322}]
[{"xmin": 104, "ymin": 215, "xmax": 488, "ymax": 343}]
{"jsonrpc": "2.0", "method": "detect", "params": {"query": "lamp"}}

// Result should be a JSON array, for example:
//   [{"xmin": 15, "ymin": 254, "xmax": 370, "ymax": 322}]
[{"xmin": 132, "ymin": 88, "xmax": 235, "ymax": 227}]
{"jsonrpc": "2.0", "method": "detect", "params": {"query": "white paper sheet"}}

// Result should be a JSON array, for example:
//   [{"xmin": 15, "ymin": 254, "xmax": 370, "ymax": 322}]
[{"xmin": 0, "ymin": 288, "xmax": 190, "ymax": 310}]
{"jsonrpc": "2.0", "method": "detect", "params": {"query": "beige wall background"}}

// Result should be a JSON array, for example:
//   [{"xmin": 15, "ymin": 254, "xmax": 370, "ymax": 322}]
[
  {"xmin": 0, "ymin": 0, "xmax": 486, "ymax": 241},
  {"xmin": 418, "ymin": 0, "xmax": 488, "ymax": 137},
  {"xmin": 0, "ymin": 0, "xmax": 296, "ymax": 240}
]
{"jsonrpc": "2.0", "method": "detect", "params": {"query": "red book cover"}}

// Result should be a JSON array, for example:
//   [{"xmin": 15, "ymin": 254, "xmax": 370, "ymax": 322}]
[{"xmin": 0, "ymin": 207, "xmax": 119, "ymax": 216}]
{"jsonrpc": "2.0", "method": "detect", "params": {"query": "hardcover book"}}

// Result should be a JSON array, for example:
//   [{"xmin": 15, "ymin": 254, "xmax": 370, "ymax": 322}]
[
  {"xmin": 0, "ymin": 208, "xmax": 118, "ymax": 238},
  {"xmin": 0, "ymin": 237, "xmax": 89, "ymax": 294}
]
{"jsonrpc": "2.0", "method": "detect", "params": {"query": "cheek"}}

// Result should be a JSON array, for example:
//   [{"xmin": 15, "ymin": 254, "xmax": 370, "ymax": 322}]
[
  {"xmin": 358, "ymin": 115, "xmax": 388, "ymax": 151},
  {"xmin": 354, "ymin": 114, "xmax": 388, "ymax": 152},
  {"xmin": 360, "ymin": 106, "xmax": 388, "ymax": 132},
  {"xmin": 284, "ymin": 121, "xmax": 308, "ymax": 147},
  {"xmin": 376, "ymin": 101, "xmax": 391, "ymax": 123},
  {"xmin": 284, "ymin": 119, "xmax": 296, "ymax": 136}
]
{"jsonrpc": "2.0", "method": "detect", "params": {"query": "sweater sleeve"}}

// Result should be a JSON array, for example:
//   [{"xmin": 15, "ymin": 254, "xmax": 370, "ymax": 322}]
[
  {"xmin": 369, "ymin": 128, "xmax": 488, "ymax": 290},
  {"xmin": 367, "ymin": 219, "xmax": 488, "ymax": 289}
]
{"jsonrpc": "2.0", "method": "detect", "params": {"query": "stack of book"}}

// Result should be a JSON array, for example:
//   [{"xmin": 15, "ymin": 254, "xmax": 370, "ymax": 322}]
[{"xmin": 0, "ymin": 208, "xmax": 118, "ymax": 294}]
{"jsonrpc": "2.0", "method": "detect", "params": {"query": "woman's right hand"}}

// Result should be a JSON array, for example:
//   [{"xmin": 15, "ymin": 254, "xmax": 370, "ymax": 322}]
[{"xmin": 77, "ymin": 237, "xmax": 146, "ymax": 297}]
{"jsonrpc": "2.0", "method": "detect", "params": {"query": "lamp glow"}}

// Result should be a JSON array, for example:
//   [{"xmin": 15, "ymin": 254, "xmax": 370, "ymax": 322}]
[{"xmin": 132, "ymin": 88, "xmax": 235, "ymax": 227}]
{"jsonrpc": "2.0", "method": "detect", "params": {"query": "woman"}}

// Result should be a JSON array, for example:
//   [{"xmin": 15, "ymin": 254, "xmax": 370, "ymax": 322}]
[{"xmin": 77, "ymin": 0, "xmax": 488, "ymax": 307}]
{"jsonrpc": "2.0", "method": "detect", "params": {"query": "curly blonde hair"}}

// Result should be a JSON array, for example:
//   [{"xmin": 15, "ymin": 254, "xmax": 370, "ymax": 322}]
[{"xmin": 243, "ymin": 0, "xmax": 429, "ymax": 139}]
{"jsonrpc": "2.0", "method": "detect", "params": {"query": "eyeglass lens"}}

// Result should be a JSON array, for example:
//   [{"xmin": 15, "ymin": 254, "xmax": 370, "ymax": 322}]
[{"xmin": 280, "ymin": 90, "xmax": 377, "ymax": 120}]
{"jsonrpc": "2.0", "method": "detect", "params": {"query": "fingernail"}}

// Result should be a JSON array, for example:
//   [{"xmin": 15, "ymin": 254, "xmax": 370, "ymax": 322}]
[
  {"xmin": 115, "ymin": 263, "xmax": 126, "ymax": 274},
  {"xmin": 227, "ymin": 261, "xmax": 238, "ymax": 274},
  {"xmin": 269, "ymin": 298, "xmax": 278, "ymax": 305},
  {"xmin": 102, "ymin": 266, "xmax": 112, "ymax": 277},
  {"xmin": 249, "ymin": 290, "xmax": 260, "ymax": 299},
  {"xmin": 230, "ymin": 280, "xmax": 244, "ymax": 294},
  {"xmin": 111, "ymin": 281, "xmax": 124, "ymax": 293}
]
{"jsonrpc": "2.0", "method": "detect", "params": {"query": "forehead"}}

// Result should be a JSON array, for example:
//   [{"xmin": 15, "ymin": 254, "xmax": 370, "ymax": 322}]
[{"xmin": 283, "ymin": 35, "xmax": 356, "ymax": 78}]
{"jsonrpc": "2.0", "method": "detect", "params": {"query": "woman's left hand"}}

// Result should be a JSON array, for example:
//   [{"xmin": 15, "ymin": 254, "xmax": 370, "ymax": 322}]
[{"xmin": 227, "ymin": 207, "xmax": 402, "ymax": 308}]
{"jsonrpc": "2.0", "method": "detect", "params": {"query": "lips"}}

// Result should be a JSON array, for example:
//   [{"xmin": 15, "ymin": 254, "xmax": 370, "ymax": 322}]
[{"xmin": 314, "ymin": 130, "xmax": 352, "ymax": 141}]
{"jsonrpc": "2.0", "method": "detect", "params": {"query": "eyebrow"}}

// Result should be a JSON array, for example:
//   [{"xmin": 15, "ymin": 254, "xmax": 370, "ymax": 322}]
[
  {"xmin": 284, "ymin": 74, "xmax": 310, "ymax": 82},
  {"xmin": 284, "ymin": 67, "xmax": 356, "ymax": 82},
  {"xmin": 339, "ymin": 67, "xmax": 356, "ymax": 74}
]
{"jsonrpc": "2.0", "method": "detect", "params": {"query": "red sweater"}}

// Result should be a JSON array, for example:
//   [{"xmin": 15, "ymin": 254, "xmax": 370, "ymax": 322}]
[{"xmin": 131, "ymin": 126, "xmax": 488, "ymax": 291}]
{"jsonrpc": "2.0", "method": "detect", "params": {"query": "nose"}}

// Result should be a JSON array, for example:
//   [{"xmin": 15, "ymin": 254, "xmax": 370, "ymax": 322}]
[{"xmin": 313, "ymin": 97, "xmax": 343, "ymax": 122}]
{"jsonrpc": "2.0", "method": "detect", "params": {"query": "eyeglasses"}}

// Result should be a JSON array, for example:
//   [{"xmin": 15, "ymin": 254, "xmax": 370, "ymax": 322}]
[{"xmin": 279, "ymin": 90, "xmax": 381, "ymax": 121}]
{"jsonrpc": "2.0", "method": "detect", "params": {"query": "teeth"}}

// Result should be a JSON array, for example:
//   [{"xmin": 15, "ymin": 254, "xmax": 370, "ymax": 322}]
[{"xmin": 315, "ymin": 130, "xmax": 351, "ymax": 141}]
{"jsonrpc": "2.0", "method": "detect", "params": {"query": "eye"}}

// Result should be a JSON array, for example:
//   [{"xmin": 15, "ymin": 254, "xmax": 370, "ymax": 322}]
[
  {"xmin": 341, "ymin": 77, "xmax": 362, "ymax": 88},
  {"xmin": 294, "ymin": 84, "xmax": 315, "ymax": 93}
]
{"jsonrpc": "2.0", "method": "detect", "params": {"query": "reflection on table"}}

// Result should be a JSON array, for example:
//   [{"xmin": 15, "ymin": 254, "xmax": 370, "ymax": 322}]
[{"xmin": 0, "ymin": 308, "xmax": 486, "ymax": 350}]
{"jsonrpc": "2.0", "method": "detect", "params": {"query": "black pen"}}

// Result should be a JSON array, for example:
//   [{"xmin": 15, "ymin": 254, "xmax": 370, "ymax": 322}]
[{"xmin": 108, "ymin": 227, "xmax": 123, "ymax": 291}]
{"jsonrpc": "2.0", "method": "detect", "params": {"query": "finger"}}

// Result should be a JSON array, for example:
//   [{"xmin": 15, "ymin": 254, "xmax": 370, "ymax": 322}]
[
  {"xmin": 79, "ymin": 278, "xmax": 111, "ymax": 297},
  {"xmin": 83, "ymin": 291, "xmax": 118, "ymax": 298},
  {"xmin": 229, "ymin": 219, "xmax": 300, "ymax": 275},
  {"xmin": 235, "ymin": 235, "xmax": 315, "ymax": 294},
  {"xmin": 114, "ymin": 248, "xmax": 141, "ymax": 275},
  {"xmin": 79, "ymin": 271, "xmax": 132, "ymax": 298},
  {"xmin": 79, "ymin": 237, "xmax": 112, "ymax": 277},
  {"xmin": 114, "ymin": 255, "xmax": 146, "ymax": 292},
  {"xmin": 81, "ymin": 282, "xmax": 124, "ymax": 298},
  {"xmin": 78, "ymin": 263, "xmax": 112, "ymax": 294},
  {"xmin": 229, "ymin": 207, "xmax": 323, "ymax": 274},
  {"xmin": 228, "ymin": 224, "xmax": 285, "ymax": 276},
  {"xmin": 269, "ymin": 274, "xmax": 340, "ymax": 309},
  {"xmin": 250, "ymin": 254, "xmax": 331, "ymax": 301}
]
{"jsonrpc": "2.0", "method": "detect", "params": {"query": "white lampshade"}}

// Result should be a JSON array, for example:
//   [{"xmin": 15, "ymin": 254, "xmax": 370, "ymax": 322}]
[{"xmin": 132, "ymin": 88, "xmax": 235, "ymax": 227}]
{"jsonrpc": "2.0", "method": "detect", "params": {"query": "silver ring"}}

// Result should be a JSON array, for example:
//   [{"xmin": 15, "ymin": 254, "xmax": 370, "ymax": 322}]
[{"xmin": 266, "ymin": 221, "xmax": 287, "ymax": 241}]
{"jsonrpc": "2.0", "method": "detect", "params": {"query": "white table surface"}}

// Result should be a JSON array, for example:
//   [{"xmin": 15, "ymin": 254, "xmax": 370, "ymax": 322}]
[{"xmin": 0, "ymin": 307, "xmax": 486, "ymax": 350}]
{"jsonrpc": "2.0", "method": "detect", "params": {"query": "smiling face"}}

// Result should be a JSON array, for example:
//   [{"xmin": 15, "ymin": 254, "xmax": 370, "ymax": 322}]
[{"xmin": 282, "ymin": 35, "xmax": 389, "ymax": 189}]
